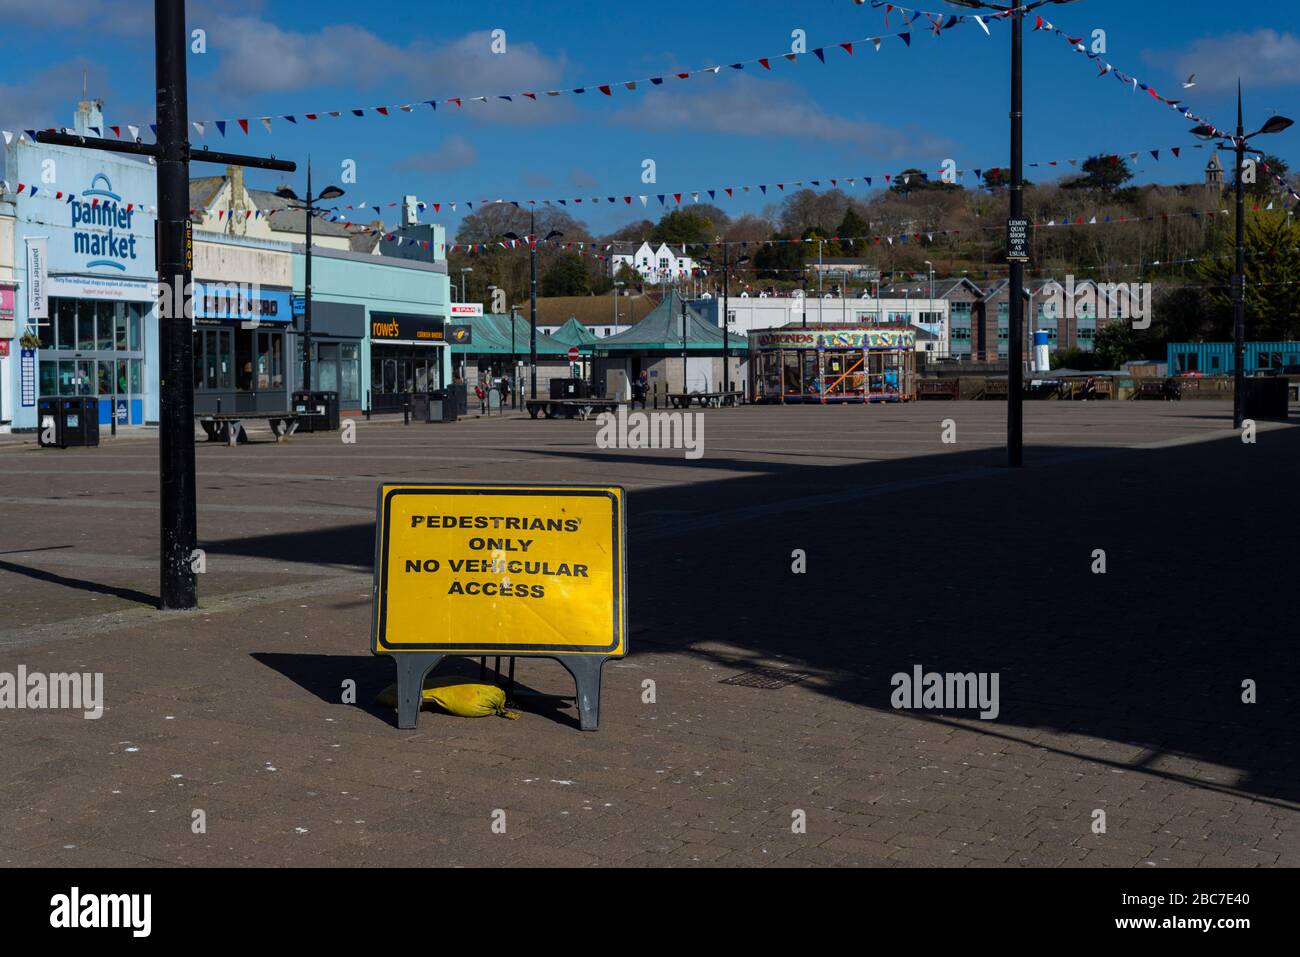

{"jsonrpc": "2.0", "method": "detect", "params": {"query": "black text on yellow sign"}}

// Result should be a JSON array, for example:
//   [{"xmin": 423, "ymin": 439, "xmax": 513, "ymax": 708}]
[{"xmin": 372, "ymin": 484, "xmax": 626, "ymax": 656}]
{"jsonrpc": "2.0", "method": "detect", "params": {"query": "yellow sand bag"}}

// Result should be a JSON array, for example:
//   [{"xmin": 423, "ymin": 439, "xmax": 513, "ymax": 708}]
[{"xmin": 376, "ymin": 677, "xmax": 520, "ymax": 719}]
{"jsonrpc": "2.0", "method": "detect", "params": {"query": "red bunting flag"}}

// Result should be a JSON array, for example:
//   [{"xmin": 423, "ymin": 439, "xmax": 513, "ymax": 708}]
[{"xmin": 237, "ymin": 118, "xmax": 249, "ymax": 134}]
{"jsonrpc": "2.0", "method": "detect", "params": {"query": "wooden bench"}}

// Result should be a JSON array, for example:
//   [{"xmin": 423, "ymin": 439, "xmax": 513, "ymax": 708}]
[
  {"xmin": 524, "ymin": 398, "xmax": 628, "ymax": 420},
  {"xmin": 197, "ymin": 412, "xmax": 300, "ymax": 446},
  {"xmin": 1133, "ymin": 379, "xmax": 1179, "ymax": 400},
  {"xmin": 917, "ymin": 379, "xmax": 960, "ymax": 400},
  {"xmin": 665, "ymin": 391, "xmax": 742, "ymax": 409}
]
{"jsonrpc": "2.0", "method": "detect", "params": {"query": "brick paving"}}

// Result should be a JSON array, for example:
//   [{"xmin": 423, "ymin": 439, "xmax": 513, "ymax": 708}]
[{"xmin": 0, "ymin": 401, "xmax": 1297, "ymax": 867}]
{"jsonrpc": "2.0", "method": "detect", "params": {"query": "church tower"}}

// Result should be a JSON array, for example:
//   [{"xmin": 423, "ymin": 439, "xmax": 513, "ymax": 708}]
[{"xmin": 1205, "ymin": 151, "xmax": 1225, "ymax": 191}]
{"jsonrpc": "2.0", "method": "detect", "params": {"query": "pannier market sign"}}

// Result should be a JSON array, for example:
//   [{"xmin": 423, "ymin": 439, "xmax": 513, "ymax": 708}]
[{"xmin": 71, "ymin": 174, "xmax": 140, "ymax": 271}]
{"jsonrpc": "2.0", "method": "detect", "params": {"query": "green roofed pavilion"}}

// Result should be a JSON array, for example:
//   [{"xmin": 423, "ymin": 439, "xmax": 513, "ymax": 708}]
[
  {"xmin": 550, "ymin": 316, "xmax": 600, "ymax": 350},
  {"xmin": 595, "ymin": 289, "xmax": 738, "ymax": 353}
]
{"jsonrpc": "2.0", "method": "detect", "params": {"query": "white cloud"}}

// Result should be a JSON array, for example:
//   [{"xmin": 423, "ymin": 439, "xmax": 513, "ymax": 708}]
[
  {"xmin": 1157, "ymin": 30, "xmax": 1300, "ymax": 93},
  {"xmin": 201, "ymin": 18, "xmax": 573, "ymax": 126},
  {"xmin": 0, "ymin": 0, "xmax": 149, "ymax": 31},
  {"xmin": 609, "ymin": 75, "xmax": 949, "ymax": 161},
  {"xmin": 394, "ymin": 135, "xmax": 478, "ymax": 173}
]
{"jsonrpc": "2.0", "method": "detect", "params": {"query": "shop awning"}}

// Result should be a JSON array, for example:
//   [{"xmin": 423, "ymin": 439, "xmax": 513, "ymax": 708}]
[{"xmin": 448, "ymin": 312, "xmax": 570, "ymax": 357}]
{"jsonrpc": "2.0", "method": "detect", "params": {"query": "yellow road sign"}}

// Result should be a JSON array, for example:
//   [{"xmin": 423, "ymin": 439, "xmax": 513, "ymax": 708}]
[{"xmin": 372, "ymin": 483, "xmax": 626, "ymax": 656}]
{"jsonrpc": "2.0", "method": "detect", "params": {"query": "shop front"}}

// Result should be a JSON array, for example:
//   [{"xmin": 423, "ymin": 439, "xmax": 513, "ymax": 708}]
[
  {"xmin": 750, "ymin": 325, "xmax": 917, "ymax": 404},
  {"xmin": 192, "ymin": 281, "xmax": 293, "ymax": 414},
  {"xmin": 7, "ymin": 143, "xmax": 160, "ymax": 430},
  {"xmin": 368, "ymin": 311, "xmax": 446, "ymax": 412},
  {"xmin": 294, "ymin": 246, "xmax": 449, "ymax": 416}
]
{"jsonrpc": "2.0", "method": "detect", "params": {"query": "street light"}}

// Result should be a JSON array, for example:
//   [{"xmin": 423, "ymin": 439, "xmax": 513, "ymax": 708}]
[
  {"xmin": 504, "ymin": 213, "xmax": 562, "ymax": 399},
  {"xmin": 701, "ymin": 246, "xmax": 751, "ymax": 395},
  {"xmin": 1191, "ymin": 86, "xmax": 1293, "ymax": 428},
  {"xmin": 460, "ymin": 266, "xmax": 473, "ymax": 303},
  {"xmin": 276, "ymin": 170, "xmax": 344, "ymax": 391},
  {"xmin": 946, "ymin": 0, "xmax": 1081, "ymax": 467}
]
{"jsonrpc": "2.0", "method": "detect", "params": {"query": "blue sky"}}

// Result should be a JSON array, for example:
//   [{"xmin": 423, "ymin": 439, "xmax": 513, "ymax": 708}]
[{"xmin": 0, "ymin": 0, "xmax": 1296, "ymax": 235}]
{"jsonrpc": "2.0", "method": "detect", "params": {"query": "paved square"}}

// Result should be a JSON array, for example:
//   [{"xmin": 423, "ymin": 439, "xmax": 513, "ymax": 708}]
[{"xmin": 0, "ymin": 401, "xmax": 1296, "ymax": 867}]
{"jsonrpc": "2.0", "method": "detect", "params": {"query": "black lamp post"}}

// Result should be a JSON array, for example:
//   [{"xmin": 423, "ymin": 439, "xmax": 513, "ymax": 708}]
[
  {"xmin": 946, "ymin": 0, "xmax": 1080, "ymax": 467},
  {"xmin": 276, "ymin": 169, "xmax": 344, "ymax": 391},
  {"xmin": 37, "ymin": 0, "xmax": 295, "ymax": 610},
  {"xmin": 505, "ymin": 212, "xmax": 562, "ymax": 399},
  {"xmin": 1191, "ymin": 86, "xmax": 1293, "ymax": 429}
]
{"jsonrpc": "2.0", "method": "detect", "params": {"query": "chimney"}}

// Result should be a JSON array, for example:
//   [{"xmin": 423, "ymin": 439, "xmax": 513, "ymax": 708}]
[
  {"xmin": 74, "ymin": 98, "xmax": 105, "ymax": 137},
  {"xmin": 226, "ymin": 164, "xmax": 247, "ymax": 235},
  {"xmin": 402, "ymin": 195, "xmax": 419, "ymax": 226}
]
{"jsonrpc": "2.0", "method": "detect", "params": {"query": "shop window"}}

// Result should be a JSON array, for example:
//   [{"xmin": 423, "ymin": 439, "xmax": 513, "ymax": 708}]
[
  {"xmin": 77, "ymin": 300, "xmax": 96, "ymax": 350},
  {"xmin": 339, "ymin": 343, "xmax": 360, "ymax": 400},
  {"xmin": 317, "ymin": 342, "xmax": 340, "ymax": 392},
  {"xmin": 97, "ymin": 360, "xmax": 112, "ymax": 396},
  {"xmin": 76, "ymin": 359, "xmax": 95, "ymax": 396},
  {"xmin": 130, "ymin": 359, "xmax": 142, "ymax": 395},
  {"xmin": 235, "ymin": 330, "xmax": 254, "ymax": 391},
  {"xmin": 128, "ymin": 304, "xmax": 142, "ymax": 352},
  {"xmin": 256, "ymin": 332, "xmax": 284, "ymax": 390},
  {"xmin": 58, "ymin": 359, "xmax": 77, "ymax": 395},
  {"xmin": 56, "ymin": 300, "xmax": 75, "ymax": 351},
  {"xmin": 96, "ymin": 301, "xmax": 115, "ymax": 351},
  {"xmin": 37, "ymin": 316, "xmax": 54, "ymax": 350},
  {"xmin": 39, "ymin": 361, "xmax": 57, "ymax": 396},
  {"xmin": 116, "ymin": 359, "xmax": 129, "ymax": 395},
  {"xmin": 114, "ymin": 304, "xmax": 129, "ymax": 350}
]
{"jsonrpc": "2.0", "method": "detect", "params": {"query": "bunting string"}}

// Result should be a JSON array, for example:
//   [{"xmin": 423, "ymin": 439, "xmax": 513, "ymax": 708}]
[{"xmin": 0, "ymin": 17, "xmax": 982, "ymax": 146}]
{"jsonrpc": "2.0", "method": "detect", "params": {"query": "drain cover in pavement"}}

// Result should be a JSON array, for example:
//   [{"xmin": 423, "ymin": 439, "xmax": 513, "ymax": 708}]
[{"xmin": 719, "ymin": 668, "xmax": 811, "ymax": 689}]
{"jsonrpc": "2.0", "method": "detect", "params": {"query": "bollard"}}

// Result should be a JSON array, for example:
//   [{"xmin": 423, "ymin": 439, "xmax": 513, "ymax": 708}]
[
  {"xmin": 403, "ymin": 396, "xmax": 410, "ymax": 426},
  {"xmin": 365, "ymin": 389, "xmax": 371, "ymax": 421}
]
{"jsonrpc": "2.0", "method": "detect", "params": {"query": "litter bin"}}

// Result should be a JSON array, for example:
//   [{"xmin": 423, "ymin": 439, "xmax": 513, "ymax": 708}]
[
  {"xmin": 426, "ymin": 389, "xmax": 458, "ymax": 423},
  {"xmin": 549, "ymin": 378, "xmax": 589, "ymax": 399},
  {"xmin": 60, "ymin": 396, "xmax": 100, "ymax": 448},
  {"xmin": 37, "ymin": 397, "xmax": 61, "ymax": 448},
  {"xmin": 450, "ymin": 382, "xmax": 468, "ymax": 417},
  {"xmin": 292, "ymin": 390, "xmax": 340, "ymax": 432}
]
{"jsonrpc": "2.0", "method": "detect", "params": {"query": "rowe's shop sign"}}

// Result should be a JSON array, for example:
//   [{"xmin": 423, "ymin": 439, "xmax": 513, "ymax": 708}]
[{"xmin": 369, "ymin": 312, "xmax": 445, "ymax": 342}]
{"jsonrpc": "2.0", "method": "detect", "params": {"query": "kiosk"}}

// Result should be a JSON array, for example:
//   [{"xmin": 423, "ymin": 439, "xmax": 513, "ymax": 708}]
[{"xmin": 749, "ymin": 324, "xmax": 917, "ymax": 404}]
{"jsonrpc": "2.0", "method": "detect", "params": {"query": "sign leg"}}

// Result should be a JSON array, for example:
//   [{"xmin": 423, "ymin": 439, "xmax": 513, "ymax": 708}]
[
  {"xmin": 392, "ymin": 653, "xmax": 443, "ymax": 729},
  {"xmin": 558, "ymin": 655, "xmax": 605, "ymax": 731}
]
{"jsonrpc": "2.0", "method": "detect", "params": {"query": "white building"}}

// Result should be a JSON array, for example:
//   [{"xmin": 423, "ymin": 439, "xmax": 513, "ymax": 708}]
[
  {"xmin": 692, "ymin": 293, "xmax": 951, "ymax": 358},
  {"xmin": 610, "ymin": 241, "xmax": 696, "ymax": 286}
]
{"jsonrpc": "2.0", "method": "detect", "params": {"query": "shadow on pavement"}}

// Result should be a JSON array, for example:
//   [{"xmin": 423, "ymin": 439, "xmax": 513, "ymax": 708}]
[
  {"xmin": 0, "ymin": 557, "xmax": 157, "ymax": 607},
  {"xmin": 217, "ymin": 428, "xmax": 1299, "ymax": 804},
  {"xmin": 251, "ymin": 651, "xmax": 580, "ymax": 730}
]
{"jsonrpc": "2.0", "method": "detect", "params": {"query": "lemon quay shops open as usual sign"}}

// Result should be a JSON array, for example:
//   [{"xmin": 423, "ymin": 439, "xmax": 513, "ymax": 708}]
[{"xmin": 371, "ymin": 483, "xmax": 627, "ymax": 730}]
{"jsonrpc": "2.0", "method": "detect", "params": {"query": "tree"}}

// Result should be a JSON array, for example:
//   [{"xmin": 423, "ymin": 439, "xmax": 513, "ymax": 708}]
[
  {"xmin": 889, "ymin": 169, "xmax": 960, "ymax": 196},
  {"xmin": 837, "ymin": 206, "xmax": 869, "ymax": 243},
  {"xmin": 1093, "ymin": 320, "xmax": 1141, "ymax": 369},
  {"xmin": 540, "ymin": 253, "xmax": 590, "ymax": 297},
  {"xmin": 1249, "ymin": 154, "xmax": 1290, "ymax": 199},
  {"xmin": 1063, "ymin": 154, "xmax": 1134, "ymax": 192},
  {"xmin": 801, "ymin": 226, "xmax": 842, "ymax": 258},
  {"xmin": 983, "ymin": 167, "xmax": 1010, "ymax": 192},
  {"xmin": 649, "ymin": 209, "xmax": 714, "ymax": 246},
  {"xmin": 613, "ymin": 262, "xmax": 641, "ymax": 287},
  {"xmin": 1197, "ymin": 211, "xmax": 1300, "ymax": 340},
  {"xmin": 753, "ymin": 233, "xmax": 805, "ymax": 279}
]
